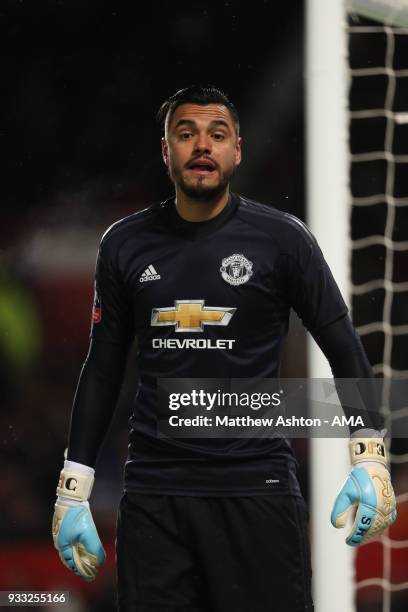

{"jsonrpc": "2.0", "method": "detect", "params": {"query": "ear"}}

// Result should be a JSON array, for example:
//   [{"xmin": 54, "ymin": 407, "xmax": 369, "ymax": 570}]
[
  {"xmin": 235, "ymin": 137, "xmax": 242, "ymax": 166},
  {"xmin": 161, "ymin": 137, "xmax": 169, "ymax": 167}
]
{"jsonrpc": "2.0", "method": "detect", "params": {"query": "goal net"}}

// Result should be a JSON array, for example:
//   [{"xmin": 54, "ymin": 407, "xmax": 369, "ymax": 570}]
[{"xmin": 347, "ymin": 1, "xmax": 408, "ymax": 610}]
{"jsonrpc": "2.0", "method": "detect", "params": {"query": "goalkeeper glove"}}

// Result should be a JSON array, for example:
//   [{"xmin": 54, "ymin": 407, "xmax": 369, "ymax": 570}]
[
  {"xmin": 52, "ymin": 460, "xmax": 106, "ymax": 580},
  {"xmin": 331, "ymin": 436, "xmax": 397, "ymax": 546}
]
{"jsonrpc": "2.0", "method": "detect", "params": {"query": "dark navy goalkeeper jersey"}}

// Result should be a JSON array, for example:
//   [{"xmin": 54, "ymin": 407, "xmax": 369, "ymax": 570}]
[{"xmin": 91, "ymin": 193, "xmax": 348, "ymax": 496}]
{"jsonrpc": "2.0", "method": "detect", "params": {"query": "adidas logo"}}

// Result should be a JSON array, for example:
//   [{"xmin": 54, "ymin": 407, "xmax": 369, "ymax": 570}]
[{"xmin": 139, "ymin": 264, "xmax": 161, "ymax": 283}]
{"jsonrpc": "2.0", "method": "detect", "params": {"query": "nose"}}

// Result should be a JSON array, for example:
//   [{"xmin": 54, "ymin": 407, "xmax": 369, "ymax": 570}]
[{"xmin": 193, "ymin": 132, "xmax": 212, "ymax": 154}]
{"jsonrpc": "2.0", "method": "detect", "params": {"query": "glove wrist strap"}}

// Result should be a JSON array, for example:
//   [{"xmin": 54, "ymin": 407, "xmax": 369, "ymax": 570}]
[
  {"xmin": 57, "ymin": 469, "xmax": 94, "ymax": 502},
  {"xmin": 349, "ymin": 437, "xmax": 387, "ymax": 468}
]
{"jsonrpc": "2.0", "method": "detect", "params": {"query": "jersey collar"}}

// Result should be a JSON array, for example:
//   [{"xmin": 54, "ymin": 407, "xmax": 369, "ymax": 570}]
[{"xmin": 160, "ymin": 192, "xmax": 239, "ymax": 240}]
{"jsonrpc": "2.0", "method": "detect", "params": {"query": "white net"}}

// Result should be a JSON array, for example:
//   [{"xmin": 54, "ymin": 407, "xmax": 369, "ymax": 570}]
[{"xmin": 347, "ymin": 10, "xmax": 408, "ymax": 612}]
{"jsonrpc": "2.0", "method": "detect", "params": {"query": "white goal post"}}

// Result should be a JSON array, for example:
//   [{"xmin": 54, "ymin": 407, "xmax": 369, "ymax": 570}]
[
  {"xmin": 305, "ymin": 1, "xmax": 352, "ymax": 611},
  {"xmin": 306, "ymin": 1, "xmax": 408, "ymax": 611}
]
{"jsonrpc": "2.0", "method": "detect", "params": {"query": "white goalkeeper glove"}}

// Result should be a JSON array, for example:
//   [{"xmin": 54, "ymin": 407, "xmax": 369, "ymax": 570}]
[
  {"xmin": 331, "ymin": 436, "xmax": 397, "ymax": 546},
  {"xmin": 52, "ymin": 460, "xmax": 106, "ymax": 580}
]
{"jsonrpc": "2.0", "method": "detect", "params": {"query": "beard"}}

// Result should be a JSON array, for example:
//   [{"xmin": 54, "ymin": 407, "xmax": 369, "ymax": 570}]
[{"xmin": 168, "ymin": 162, "xmax": 236, "ymax": 202}]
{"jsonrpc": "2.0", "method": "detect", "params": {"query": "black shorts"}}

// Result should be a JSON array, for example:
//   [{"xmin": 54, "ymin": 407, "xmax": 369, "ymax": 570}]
[{"xmin": 116, "ymin": 493, "xmax": 313, "ymax": 612}]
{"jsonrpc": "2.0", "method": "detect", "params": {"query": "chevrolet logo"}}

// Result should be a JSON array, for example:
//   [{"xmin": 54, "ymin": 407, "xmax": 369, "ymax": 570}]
[{"xmin": 151, "ymin": 300, "xmax": 236, "ymax": 332}]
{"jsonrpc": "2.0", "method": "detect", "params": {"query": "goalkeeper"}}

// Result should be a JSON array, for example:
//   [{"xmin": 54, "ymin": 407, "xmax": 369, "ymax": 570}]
[{"xmin": 52, "ymin": 85, "xmax": 396, "ymax": 611}]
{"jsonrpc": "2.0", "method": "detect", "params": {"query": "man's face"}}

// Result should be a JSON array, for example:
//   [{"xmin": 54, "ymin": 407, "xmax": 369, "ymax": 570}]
[{"xmin": 161, "ymin": 103, "xmax": 241, "ymax": 201}]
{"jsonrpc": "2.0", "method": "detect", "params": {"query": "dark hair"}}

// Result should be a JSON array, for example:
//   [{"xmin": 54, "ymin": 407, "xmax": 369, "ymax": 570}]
[{"xmin": 157, "ymin": 85, "xmax": 240, "ymax": 135}]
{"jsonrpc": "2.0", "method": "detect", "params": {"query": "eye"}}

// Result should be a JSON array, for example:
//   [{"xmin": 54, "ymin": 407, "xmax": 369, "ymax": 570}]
[
  {"xmin": 212, "ymin": 133, "xmax": 226, "ymax": 141},
  {"xmin": 179, "ymin": 132, "xmax": 193, "ymax": 140}
]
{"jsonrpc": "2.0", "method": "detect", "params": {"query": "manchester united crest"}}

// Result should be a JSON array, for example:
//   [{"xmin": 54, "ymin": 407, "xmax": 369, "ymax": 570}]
[{"xmin": 220, "ymin": 254, "xmax": 253, "ymax": 286}]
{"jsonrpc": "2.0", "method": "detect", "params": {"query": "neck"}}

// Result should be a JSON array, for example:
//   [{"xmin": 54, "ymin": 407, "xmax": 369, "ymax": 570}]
[{"xmin": 175, "ymin": 187, "xmax": 230, "ymax": 222}]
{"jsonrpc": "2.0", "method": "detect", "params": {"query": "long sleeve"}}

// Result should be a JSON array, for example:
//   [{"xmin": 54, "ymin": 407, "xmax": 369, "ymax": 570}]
[
  {"xmin": 66, "ymin": 338, "xmax": 130, "ymax": 467},
  {"xmin": 311, "ymin": 314, "xmax": 384, "ymax": 433},
  {"xmin": 66, "ymin": 238, "xmax": 135, "ymax": 466},
  {"xmin": 280, "ymin": 218, "xmax": 382, "ymax": 433}
]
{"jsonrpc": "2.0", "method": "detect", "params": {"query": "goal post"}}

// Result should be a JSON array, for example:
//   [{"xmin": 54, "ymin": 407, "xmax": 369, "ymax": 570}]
[
  {"xmin": 306, "ymin": 1, "xmax": 408, "ymax": 611},
  {"xmin": 348, "ymin": 0, "xmax": 408, "ymax": 27},
  {"xmin": 305, "ymin": 1, "xmax": 353, "ymax": 611}
]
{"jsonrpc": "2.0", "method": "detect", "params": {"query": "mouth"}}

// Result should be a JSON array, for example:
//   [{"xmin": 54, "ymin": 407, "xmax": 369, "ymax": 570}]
[{"xmin": 186, "ymin": 159, "xmax": 217, "ymax": 175}]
